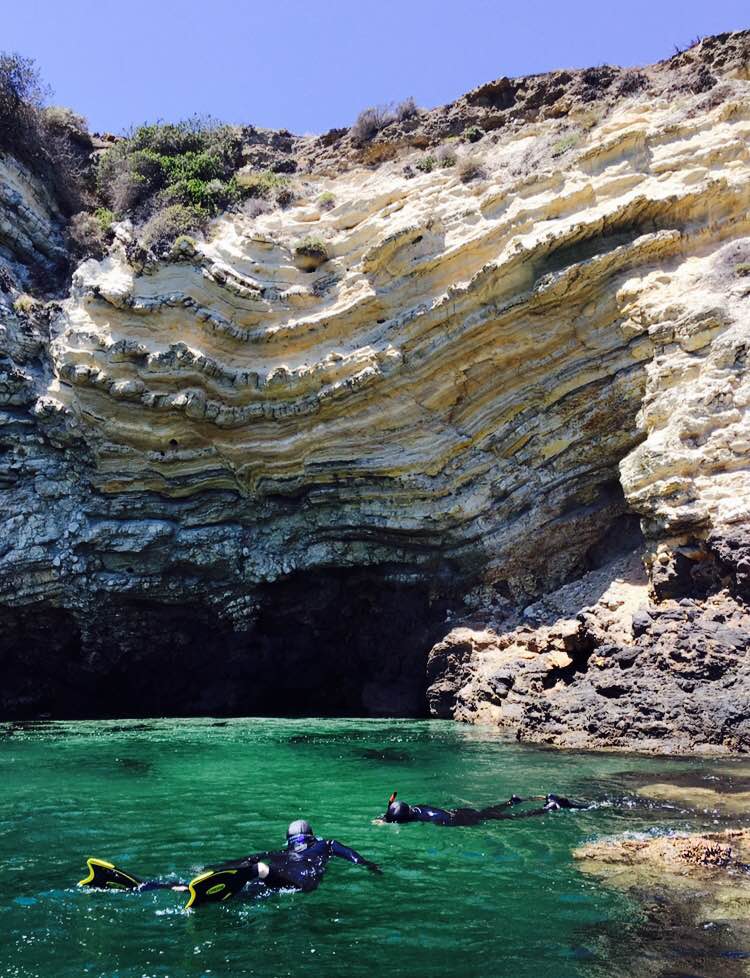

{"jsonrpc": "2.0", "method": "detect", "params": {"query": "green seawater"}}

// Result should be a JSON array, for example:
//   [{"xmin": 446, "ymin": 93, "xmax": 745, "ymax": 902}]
[{"xmin": 0, "ymin": 718, "xmax": 745, "ymax": 978}]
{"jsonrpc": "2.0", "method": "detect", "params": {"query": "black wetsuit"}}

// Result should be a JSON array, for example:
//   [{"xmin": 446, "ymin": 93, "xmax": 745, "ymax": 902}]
[
  {"xmin": 83, "ymin": 833, "xmax": 379, "ymax": 902},
  {"xmin": 385, "ymin": 794, "xmax": 582, "ymax": 825},
  {"xmin": 213, "ymin": 837, "xmax": 379, "ymax": 893},
  {"xmin": 390, "ymin": 803, "xmax": 517, "ymax": 826}
]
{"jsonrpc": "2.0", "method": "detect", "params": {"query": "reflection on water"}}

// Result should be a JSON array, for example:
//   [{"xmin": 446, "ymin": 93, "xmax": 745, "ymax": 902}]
[{"xmin": 0, "ymin": 718, "xmax": 749, "ymax": 978}]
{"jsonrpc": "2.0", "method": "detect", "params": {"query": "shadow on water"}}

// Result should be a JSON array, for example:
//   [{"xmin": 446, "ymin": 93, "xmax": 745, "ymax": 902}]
[
  {"xmin": 114, "ymin": 756, "xmax": 153, "ymax": 775},
  {"xmin": 354, "ymin": 748, "xmax": 413, "ymax": 763}
]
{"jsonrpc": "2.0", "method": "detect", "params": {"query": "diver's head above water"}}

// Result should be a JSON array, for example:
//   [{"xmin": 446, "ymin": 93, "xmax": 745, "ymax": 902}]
[
  {"xmin": 384, "ymin": 800, "xmax": 412, "ymax": 823},
  {"xmin": 287, "ymin": 819, "xmax": 315, "ymax": 850}
]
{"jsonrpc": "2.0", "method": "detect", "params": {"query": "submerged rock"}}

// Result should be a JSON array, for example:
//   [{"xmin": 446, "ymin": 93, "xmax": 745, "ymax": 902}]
[
  {"xmin": 636, "ymin": 783, "xmax": 750, "ymax": 815},
  {"xmin": 575, "ymin": 828, "xmax": 750, "ymax": 880},
  {"xmin": 575, "ymin": 826, "xmax": 750, "ymax": 976}
]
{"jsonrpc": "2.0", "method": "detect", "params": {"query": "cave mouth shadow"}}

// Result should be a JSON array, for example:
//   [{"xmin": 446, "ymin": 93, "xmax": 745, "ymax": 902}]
[{"xmin": 0, "ymin": 569, "xmax": 452, "ymax": 721}]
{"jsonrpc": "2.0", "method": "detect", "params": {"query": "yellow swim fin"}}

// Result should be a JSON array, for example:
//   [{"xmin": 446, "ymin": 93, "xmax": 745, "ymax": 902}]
[
  {"xmin": 78, "ymin": 857, "xmax": 142, "ymax": 890},
  {"xmin": 185, "ymin": 867, "xmax": 249, "ymax": 909}
]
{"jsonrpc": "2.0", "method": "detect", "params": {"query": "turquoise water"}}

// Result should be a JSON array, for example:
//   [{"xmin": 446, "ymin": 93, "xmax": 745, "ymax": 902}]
[{"xmin": 0, "ymin": 718, "xmax": 743, "ymax": 978}]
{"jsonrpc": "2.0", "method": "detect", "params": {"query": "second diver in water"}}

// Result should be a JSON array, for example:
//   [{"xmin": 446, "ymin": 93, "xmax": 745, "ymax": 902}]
[{"xmin": 380, "ymin": 791, "xmax": 584, "ymax": 826}]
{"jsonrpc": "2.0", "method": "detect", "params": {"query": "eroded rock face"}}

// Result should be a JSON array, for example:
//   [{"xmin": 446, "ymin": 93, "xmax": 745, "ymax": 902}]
[
  {"xmin": 428, "ymin": 549, "xmax": 750, "ymax": 752},
  {"xmin": 1, "ymin": 33, "xmax": 749, "ymax": 724},
  {"xmin": 424, "ymin": 231, "xmax": 750, "ymax": 748}
]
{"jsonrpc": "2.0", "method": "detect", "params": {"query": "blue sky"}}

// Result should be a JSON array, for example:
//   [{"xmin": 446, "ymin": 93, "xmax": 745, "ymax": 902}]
[{"xmin": 4, "ymin": 0, "xmax": 748, "ymax": 134}]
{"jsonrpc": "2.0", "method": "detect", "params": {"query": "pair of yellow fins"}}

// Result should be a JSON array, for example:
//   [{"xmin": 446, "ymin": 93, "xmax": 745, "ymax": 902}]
[{"xmin": 78, "ymin": 857, "xmax": 251, "ymax": 909}]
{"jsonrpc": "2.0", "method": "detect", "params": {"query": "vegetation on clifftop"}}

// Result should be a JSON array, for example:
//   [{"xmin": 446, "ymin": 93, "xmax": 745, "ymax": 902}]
[
  {"xmin": 0, "ymin": 50, "xmax": 294, "ymax": 258},
  {"xmin": 97, "ymin": 118, "xmax": 245, "ymax": 219},
  {"xmin": 0, "ymin": 52, "xmax": 91, "ymax": 217},
  {"xmin": 2, "ymin": 31, "xmax": 747, "ymax": 265}
]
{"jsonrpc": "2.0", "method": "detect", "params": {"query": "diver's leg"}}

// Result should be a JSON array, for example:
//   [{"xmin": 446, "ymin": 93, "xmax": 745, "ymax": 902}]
[
  {"xmin": 444, "ymin": 809, "xmax": 482, "ymax": 826},
  {"xmin": 477, "ymin": 795, "xmax": 528, "ymax": 819},
  {"xmin": 140, "ymin": 880, "xmax": 188, "ymax": 892}
]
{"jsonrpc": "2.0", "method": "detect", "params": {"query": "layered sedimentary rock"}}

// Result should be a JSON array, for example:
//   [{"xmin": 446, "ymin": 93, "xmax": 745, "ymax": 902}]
[
  {"xmin": 426, "ymin": 224, "xmax": 750, "ymax": 751},
  {"xmin": 0, "ymin": 33, "xmax": 748, "ymax": 728}
]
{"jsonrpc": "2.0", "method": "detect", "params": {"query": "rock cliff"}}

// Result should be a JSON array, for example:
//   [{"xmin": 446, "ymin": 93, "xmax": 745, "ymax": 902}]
[{"xmin": 0, "ymin": 33, "xmax": 748, "ymax": 733}]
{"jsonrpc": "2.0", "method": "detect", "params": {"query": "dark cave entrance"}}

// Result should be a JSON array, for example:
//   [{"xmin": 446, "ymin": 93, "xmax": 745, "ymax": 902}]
[{"xmin": 0, "ymin": 569, "xmax": 452, "ymax": 721}]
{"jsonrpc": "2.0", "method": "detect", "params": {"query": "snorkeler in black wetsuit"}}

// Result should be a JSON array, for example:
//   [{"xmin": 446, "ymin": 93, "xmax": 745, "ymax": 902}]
[
  {"xmin": 381, "ymin": 791, "xmax": 583, "ymax": 825},
  {"xmin": 257, "ymin": 819, "xmax": 382, "ymax": 892},
  {"xmin": 79, "ymin": 820, "xmax": 381, "ymax": 907}
]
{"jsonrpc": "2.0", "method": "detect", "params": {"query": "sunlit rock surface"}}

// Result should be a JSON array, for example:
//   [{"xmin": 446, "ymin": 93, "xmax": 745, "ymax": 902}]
[
  {"xmin": 0, "ymin": 32, "xmax": 748, "ymax": 727},
  {"xmin": 574, "ymin": 818, "xmax": 750, "ymax": 977}
]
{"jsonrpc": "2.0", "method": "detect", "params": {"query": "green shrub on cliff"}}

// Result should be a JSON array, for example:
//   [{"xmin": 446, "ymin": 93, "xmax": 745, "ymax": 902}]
[
  {"xmin": 294, "ymin": 237, "xmax": 328, "ymax": 259},
  {"xmin": 96, "ymin": 116, "xmax": 246, "ymax": 223},
  {"xmin": 435, "ymin": 144, "xmax": 457, "ymax": 168},
  {"xmin": 41, "ymin": 105, "xmax": 89, "ymax": 141},
  {"xmin": 551, "ymin": 132, "xmax": 580, "ymax": 157},
  {"xmin": 94, "ymin": 207, "xmax": 115, "ymax": 232},
  {"xmin": 0, "ymin": 52, "xmax": 47, "ymax": 155},
  {"xmin": 12, "ymin": 293, "xmax": 37, "ymax": 315},
  {"xmin": 0, "ymin": 51, "xmax": 89, "ymax": 215},
  {"xmin": 139, "ymin": 203, "xmax": 206, "ymax": 255},
  {"xmin": 237, "ymin": 168, "xmax": 293, "ymax": 203},
  {"xmin": 351, "ymin": 97, "xmax": 418, "ymax": 144},
  {"xmin": 415, "ymin": 155, "xmax": 436, "ymax": 173},
  {"xmin": 68, "ymin": 211, "xmax": 109, "ymax": 259}
]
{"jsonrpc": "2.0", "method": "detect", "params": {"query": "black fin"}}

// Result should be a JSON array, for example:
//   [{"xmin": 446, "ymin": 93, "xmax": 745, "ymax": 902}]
[
  {"xmin": 78, "ymin": 857, "xmax": 142, "ymax": 891},
  {"xmin": 185, "ymin": 867, "xmax": 255, "ymax": 909}
]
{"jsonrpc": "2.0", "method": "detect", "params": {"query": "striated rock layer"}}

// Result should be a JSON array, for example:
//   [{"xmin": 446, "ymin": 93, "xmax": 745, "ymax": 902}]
[{"xmin": 0, "ymin": 33, "xmax": 749, "ymax": 728}]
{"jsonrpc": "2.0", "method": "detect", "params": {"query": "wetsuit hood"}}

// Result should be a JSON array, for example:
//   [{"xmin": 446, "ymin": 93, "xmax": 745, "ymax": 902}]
[
  {"xmin": 385, "ymin": 800, "xmax": 411, "ymax": 823},
  {"xmin": 287, "ymin": 819, "xmax": 313, "ymax": 838},
  {"xmin": 287, "ymin": 819, "xmax": 315, "ymax": 851}
]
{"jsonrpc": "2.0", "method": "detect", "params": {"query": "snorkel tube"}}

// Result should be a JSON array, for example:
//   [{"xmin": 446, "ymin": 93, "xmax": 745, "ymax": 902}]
[
  {"xmin": 385, "ymin": 790, "xmax": 397, "ymax": 819},
  {"xmin": 383, "ymin": 790, "xmax": 414, "ymax": 823}
]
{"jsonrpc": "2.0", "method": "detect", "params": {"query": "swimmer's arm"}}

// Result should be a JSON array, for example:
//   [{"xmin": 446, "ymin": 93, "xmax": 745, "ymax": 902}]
[{"xmin": 329, "ymin": 840, "xmax": 382, "ymax": 873}]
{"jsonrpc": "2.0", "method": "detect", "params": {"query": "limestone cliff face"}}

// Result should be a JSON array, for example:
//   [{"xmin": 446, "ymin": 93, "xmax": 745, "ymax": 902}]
[{"xmin": 0, "ymin": 33, "xmax": 748, "ymax": 730}]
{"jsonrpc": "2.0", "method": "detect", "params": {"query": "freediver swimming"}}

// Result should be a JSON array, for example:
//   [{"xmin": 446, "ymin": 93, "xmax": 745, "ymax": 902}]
[
  {"xmin": 78, "ymin": 819, "xmax": 381, "ymax": 908},
  {"xmin": 380, "ymin": 791, "xmax": 585, "ymax": 825},
  {"xmin": 78, "ymin": 793, "xmax": 584, "ymax": 908}
]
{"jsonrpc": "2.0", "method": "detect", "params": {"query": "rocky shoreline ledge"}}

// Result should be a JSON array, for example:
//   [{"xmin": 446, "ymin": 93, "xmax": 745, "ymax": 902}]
[
  {"xmin": 570, "ymin": 771, "xmax": 750, "ymax": 975},
  {"xmin": 575, "ymin": 826, "xmax": 750, "ymax": 883},
  {"xmin": 575, "ymin": 826, "xmax": 750, "ymax": 976},
  {"xmin": 428, "ymin": 539, "xmax": 750, "ymax": 752}
]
